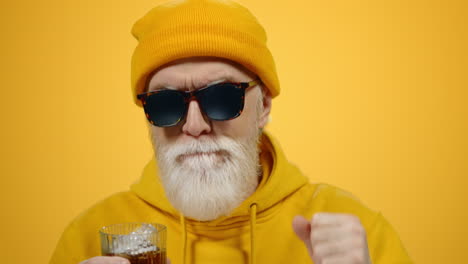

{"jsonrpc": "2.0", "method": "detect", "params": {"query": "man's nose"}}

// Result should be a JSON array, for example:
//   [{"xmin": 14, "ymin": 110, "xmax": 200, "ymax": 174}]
[{"xmin": 181, "ymin": 100, "xmax": 212, "ymax": 137}]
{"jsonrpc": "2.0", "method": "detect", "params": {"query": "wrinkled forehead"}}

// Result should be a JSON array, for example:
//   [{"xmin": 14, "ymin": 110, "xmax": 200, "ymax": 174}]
[{"xmin": 145, "ymin": 57, "xmax": 257, "ymax": 92}]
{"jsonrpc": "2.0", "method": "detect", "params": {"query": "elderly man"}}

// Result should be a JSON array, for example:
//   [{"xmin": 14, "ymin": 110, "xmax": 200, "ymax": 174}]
[{"xmin": 50, "ymin": 0, "xmax": 412, "ymax": 264}]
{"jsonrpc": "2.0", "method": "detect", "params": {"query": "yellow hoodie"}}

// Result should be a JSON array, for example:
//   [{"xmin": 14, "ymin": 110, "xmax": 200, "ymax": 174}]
[{"xmin": 50, "ymin": 131, "xmax": 412, "ymax": 264}]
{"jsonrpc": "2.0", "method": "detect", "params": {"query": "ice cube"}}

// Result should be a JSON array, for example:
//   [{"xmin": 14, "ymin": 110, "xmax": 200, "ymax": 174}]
[
  {"xmin": 112, "ymin": 224, "xmax": 158, "ymax": 255},
  {"xmin": 132, "ymin": 223, "xmax": 157, "ymax": 235}
]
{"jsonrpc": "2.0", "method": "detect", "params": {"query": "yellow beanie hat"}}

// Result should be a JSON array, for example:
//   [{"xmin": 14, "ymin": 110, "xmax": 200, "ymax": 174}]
[{"xmin": 130, "ymin": 0, "xmax": 280, "ymax": 107}]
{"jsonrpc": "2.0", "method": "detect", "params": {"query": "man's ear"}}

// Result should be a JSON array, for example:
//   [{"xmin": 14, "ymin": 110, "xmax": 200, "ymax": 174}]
[{"xmin": 258, "ymin": 89, "xmax": 272, "ymax": 129}]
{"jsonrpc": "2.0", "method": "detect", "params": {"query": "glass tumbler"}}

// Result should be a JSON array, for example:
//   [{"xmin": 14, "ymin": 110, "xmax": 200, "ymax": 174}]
[{"xmin": 99, "ymin": 222, "xmax": 167, "ymax": 264}]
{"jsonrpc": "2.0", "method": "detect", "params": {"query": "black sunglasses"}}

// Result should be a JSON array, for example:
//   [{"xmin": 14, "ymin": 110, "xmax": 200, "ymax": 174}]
[{"xmin": 137, "ymin": 79, "xmax": 261, "ymax": 127}]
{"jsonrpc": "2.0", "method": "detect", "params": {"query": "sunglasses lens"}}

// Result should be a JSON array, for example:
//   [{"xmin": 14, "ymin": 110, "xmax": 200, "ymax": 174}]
[
  {"xmin": 198, "ymin": 83, "xmax": 244, "ymax": 120},
  {"xmin": 144, "ymin": 90, "xmax": 185, "ymax": 126}
]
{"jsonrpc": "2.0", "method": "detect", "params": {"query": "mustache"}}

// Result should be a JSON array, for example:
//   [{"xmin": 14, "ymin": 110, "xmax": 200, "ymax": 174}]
[
  {"xmin": 175, "ymin": 150, "xmax": 230, "ymax": 163},
  {"xmin": 175, "ymin": 139, "xmax": 222, "ymax": 153},
  {"xmin": 160, "ymin": 137, "xmax": 234, "ymax": 159},
  {"xmin": 156, "ymin": 135, "xmax": 253, "ymax": 166}
]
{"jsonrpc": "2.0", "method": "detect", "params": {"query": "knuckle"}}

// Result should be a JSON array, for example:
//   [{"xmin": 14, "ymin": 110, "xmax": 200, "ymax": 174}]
[
  {"xmin": 351, "ymin": 214, "xmax": 361, "ymax": 223},
  {"xmin": 353, "ymin": 237, "xmax": 365, "ymax": 248},
  {"xmin": 353, "ymin": 225, "xmax": 364, "ymax": 235},
  {"xmin": 348, "ymin": 223, "xmax": 365, "ymax": 236},
  {"xmin": 312, "ymin": 214, "xmax": 322, "ymax": 225},
  {"xmin": 351, "ymin": 252, "xmax": 365, "ymax": 263}
]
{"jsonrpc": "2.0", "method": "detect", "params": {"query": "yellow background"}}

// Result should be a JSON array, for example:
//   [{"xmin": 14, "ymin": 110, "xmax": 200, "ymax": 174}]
[{"xmin": 0, "ymin": 0, "xmax": 466, "ymax": 263}]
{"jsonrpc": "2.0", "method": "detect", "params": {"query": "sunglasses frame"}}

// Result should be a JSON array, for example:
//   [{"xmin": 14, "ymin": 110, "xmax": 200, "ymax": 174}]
[{"xmin": 137, "ymin": 78, "xmax": 261, "ymax": 127}]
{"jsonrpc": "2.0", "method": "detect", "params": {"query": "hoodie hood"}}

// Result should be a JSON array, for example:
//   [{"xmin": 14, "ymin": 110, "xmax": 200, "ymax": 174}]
[{"xmin": 130, "ymin": 130, "xmax": 309, "ymax": 225}]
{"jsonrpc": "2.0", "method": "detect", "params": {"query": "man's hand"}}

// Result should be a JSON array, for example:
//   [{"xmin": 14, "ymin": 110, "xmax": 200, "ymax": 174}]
[
  {"xmin": 292, "ymin": 213, "xmax": 371, "ymax": 264},
  {"xmin": 79, "ymin": 256, "xmax": 130, "ymax": 264},
  {"xmin": 79, "ymin": 256, "xmax": 171, "ymax": 264}
]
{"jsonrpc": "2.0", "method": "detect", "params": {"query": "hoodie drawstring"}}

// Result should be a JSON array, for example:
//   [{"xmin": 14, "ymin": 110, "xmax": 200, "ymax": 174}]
[
  {"xmin": 249, "ymin": 203, "xmax": 257, "ymax": 264},
  {"xmin": 179, "ymin": 204, "xmax": 257, "ymax": 264},
  {"xmin": 180, "ymin": 214, "xmax": 187, "ymax": 264}
]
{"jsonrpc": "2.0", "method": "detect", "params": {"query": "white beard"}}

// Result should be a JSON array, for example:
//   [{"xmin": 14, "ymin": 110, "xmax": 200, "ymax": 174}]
[{"xmin": 154, "ymin": 133, "xmax": 261, "ymax": 221}]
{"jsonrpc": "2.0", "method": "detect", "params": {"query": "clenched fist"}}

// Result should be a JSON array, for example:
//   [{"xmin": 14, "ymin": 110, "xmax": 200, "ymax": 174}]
[{"xmin": 292, "ymin": 213, "xmax": 371, "ymax": 264}]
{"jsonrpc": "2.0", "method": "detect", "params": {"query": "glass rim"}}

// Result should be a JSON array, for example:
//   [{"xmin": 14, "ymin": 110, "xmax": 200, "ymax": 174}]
[{"xmin": 99, "ymin": 222, "xmax": 167, "ymax": 236}]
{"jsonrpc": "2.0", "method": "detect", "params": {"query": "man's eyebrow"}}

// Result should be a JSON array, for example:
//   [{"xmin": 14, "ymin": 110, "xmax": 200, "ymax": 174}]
[
  {"xmin": 149, "ymin": 83, "xmax": 177, "ymax": 91},
  {"xmin": 148, "ymin": 75, "xmax": 237, "ymax": 92}
]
